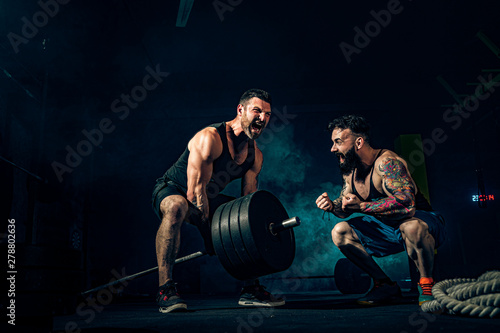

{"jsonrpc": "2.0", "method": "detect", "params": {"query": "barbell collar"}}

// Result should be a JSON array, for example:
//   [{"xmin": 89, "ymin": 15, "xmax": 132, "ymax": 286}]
[{"xmin": 269, "ymin": 216, "xmax": 301, "ymax": 235}]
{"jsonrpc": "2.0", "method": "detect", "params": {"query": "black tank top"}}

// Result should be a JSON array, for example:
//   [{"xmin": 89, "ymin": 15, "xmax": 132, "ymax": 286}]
[
  {"xmin": 351, "ymin": 150, "xmax": 433, "ymax": 211},
  {"xmin": 352, "ymin": 150, "xmax": 386, "ymax": 202},
  {"xmin": 162, "ymin": 122, "xmax": 256, "ymax": 197}
]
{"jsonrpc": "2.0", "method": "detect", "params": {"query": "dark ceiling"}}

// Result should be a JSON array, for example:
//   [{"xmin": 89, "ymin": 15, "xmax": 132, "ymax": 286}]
[
  {"xmin": 2, "ymin": 0, "xmax": 499, "ymax": 292},
  {"xmin": 3, "ymin": 0, "xmax": 500, "ymax": 113}
]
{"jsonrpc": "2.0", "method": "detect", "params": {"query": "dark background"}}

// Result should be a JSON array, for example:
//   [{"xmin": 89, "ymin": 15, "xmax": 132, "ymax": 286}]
[{"xmin": 1, "ymin": 0, "xmax": 499, "ymax": 300}]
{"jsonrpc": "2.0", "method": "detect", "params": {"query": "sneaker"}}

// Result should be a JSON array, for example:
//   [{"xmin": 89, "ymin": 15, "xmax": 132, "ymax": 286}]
[
  {"xmin": 418, "ymin": 278, "xmax": 435, "ymax": 306},
  {"xmin": 357, "ymin": 281, "xmax": 402, "ymax": 306},
  {"xmin": 156, "ymin": 281, "xmax": 187, "ymax": 313},
  {"xmin": 238, "ymin": 282, "xmax": 285, "ymax": 307}
]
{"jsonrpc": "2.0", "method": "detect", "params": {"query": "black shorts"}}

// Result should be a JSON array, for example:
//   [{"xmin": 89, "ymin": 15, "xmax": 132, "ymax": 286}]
[{"xmin": 151, "ymin": 178, "xmax": 235, "ymax": 222}]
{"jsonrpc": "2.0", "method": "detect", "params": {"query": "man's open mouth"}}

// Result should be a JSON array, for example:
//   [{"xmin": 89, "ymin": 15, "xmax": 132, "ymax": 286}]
[
  {"xmin": 336, "ymin": 153, "xmax": 345, "ymax": 163},
  {"xmin": 251, "ymin": 122, "xmax": 264, "ymax": 132}
]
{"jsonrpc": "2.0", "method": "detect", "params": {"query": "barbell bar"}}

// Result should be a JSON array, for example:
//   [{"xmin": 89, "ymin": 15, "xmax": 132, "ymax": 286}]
[
  {"xmin": 81, "ymin": 190, "xmax": 301, "ymax": 295},
  {"xmin": 264, "ymin": 258, "xmax": 372, "ymax": 295},
  {"xmin": 81, "ymin": 251, "xmax": 206, "ymax": 297}
]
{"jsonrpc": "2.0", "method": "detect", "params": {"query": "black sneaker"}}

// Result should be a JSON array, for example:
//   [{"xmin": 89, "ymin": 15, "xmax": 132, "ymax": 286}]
[
  {"xmin": 357, "ymin": 281, "xmax": 402, "ymax": 306},
  {"xmin": 156, "ymin": 281, "xmax": 187, "ymax": 313},
  {"xmin": 238, "ymin": 282, "xmax": 285, "ymax": 307}
]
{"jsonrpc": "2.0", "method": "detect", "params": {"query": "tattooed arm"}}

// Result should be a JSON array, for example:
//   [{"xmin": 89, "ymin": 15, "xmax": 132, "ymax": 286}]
[
  {"xmin": 360, "ymin": 157, "xmax": 416, "ymax": 220},
  {"xmin": 316, "ymin": 176, "xmax": 353, "ymax": 218}
]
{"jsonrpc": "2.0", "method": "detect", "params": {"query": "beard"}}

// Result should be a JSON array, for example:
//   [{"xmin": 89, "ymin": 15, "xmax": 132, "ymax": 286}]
[
  {"xmin": 241, "ymin": 113, "xmax": 265, "ymax": 140},
  {"xmin": 337, "ymin": 146, "xmax": 364, "ymax": 179}
]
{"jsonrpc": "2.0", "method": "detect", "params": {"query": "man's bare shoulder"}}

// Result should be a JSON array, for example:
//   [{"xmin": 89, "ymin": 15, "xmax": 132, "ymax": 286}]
[
  {"xmin": 198, "ymin": 126, "xmax": 220, "ymax": 139},
  {"xmin": 188, "ymin": 127, "xmax": 219, "ymax": 145},
  {"xmin": 374, "ymin": 149, "xmax": 412, "ymax": 176},
  {"xmin": 379, "ymin": 149, "xmax": 398, "ymax": 159},
  {"xmin": 375, "ymin": 149, "xmax": 405, "ymax": 166},
  {"xmin": 188, "ymin": 127, "xmax": 222, "ymax": 158}
]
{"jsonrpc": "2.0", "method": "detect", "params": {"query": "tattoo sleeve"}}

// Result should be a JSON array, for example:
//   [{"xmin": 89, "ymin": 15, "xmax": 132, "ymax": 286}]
[
  {"xmin": 331, "ymin": 180, "xmax": 352, "ymax": 218},
  {"xmin": 362, "ymin": 158, "xmax": 415, "ymax": 219}
]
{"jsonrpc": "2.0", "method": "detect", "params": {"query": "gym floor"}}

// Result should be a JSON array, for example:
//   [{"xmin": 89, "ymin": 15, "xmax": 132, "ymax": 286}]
[{"xmin": 50, "ymin": 291, "xmax": 500, "ymax": 333}]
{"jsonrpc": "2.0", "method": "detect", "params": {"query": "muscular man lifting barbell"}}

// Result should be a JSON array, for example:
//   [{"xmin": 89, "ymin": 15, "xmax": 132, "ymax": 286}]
[
  {"xmin": 151, "ymin": 89, "xmax": 284, "ymax": 313},
  {"xmin": 316, "ymin": 115, "xmax": 447, "ymax": 306}
]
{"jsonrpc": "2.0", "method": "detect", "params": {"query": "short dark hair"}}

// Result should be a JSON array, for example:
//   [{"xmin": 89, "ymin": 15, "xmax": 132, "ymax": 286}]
[
  {"xmin": 239, "ymin": 89, "xmax": 272, "ymax": 106},
  {"xmin": 328, "ymin": 114, "xmax": 371, "ymax": 143}
]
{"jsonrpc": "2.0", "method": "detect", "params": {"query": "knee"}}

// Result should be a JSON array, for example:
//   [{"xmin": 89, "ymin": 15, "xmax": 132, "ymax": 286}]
[
  {"xmin": 160, "ymin": 196, "xmax": 188, "ymax": 227},
  {"xmin": 400, "ymin": 219, "xmax": 428, "ymax": 242},
  {"xmin": 331, "ymin": 222, "xmax": 352, "ymax": 247}
]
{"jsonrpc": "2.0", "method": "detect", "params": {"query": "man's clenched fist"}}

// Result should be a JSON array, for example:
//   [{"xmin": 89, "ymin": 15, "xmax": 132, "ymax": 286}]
[{"xmin": 316, "ymin": 192, "xmax": 333, "ymax": 212}]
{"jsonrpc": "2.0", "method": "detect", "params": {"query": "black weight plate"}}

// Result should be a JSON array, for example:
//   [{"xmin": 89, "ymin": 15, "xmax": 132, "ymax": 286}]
[
  {"xmin": 212, "ymin": 198, "xmax": 258, "ymax": 280},
  {"xmin": 212, "ymin": 199, "xmax": 240, "ymax": 278},
  {"xmin": 220, "ymin": 198, "xmax": 259, "ymax": 280},
  {"xmin": 211, "ymin": 199, "xmax": 227, "ymax": 270},
  {"xmin": 334, "ymin": 258, "xmax": 371, "ymax": 294},
  {"xmin": 240, "ymin": 191, "xmax": 295, "ymax": 275},
  {"xmin": 228, "ymin": 197, "xmax": 259, "ymax": 277},
  {"xmin": 211, "ymin": 190, "xmax": 297, "ymax": 280},
  {"xmin": 219, "ymin": 199, "xmax": 244, "ymax": 270}
]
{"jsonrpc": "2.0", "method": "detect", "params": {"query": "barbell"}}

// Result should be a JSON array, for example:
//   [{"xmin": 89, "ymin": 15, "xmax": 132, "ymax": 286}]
[
  {"xmin": 82, "ymin": 190, "xmax": 300, "ymax": 296},
  {"xmin": 212, "ymin": 190, "xmax": 298, "ymax": 280},
  {"xmin": 264, "ymin": 258, "xmax": 372, "ymax": 295}
]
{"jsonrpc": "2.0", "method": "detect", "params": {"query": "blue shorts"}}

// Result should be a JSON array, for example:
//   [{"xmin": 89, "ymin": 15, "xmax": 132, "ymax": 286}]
[{"xmin": 346, "ymin": 211, "xmax": 446, "ymax": 258}]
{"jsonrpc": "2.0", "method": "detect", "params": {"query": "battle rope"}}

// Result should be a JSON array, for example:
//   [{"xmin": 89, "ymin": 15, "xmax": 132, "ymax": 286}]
[{"xmin": 421, "ymin": 271, "xmax": 500, "ymax": 318}]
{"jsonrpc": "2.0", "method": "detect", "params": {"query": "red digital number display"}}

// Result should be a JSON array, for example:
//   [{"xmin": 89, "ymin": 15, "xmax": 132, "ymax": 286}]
[{"xmin": 472, "ymin": 194, "xmax": 495, "ymax": 202}]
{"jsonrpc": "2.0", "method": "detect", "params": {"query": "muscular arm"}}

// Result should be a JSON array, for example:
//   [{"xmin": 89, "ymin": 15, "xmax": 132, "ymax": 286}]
[
  {"xmin": 186, "ymin": 128, "xmax": 222, "ymax": 221},
  {"xmin": 361, "ymin": 157, "xmax": 416, "ymax": 220},
  {"xmin": 316, "ymin": 176, "xmax": 353, "ymax": 219},
  {"xmin": 241, "ymin": 146, "xmax": 263, "ymax": 196},
  {"xmin": 331, "ymin": 177, "xmax": 354, "ymax": 218}
]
